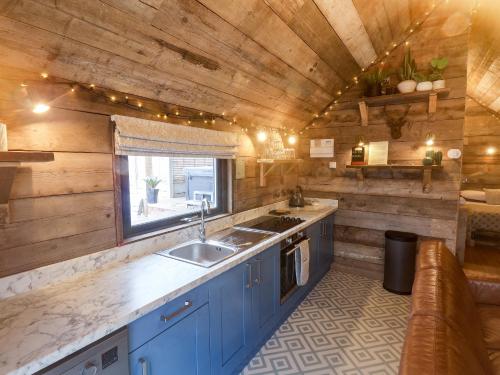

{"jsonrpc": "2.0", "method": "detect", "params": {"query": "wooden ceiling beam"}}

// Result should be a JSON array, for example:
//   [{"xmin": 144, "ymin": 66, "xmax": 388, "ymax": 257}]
[
  {"xmin": 312, "ymin": 0, "xmax": 377, "ymax": 68},
  {"xmin": 263, "ymin": 0, "xmax": 360, "ymax": 80},
  {"xmin": 196, "ymin": 0, "xmax": 346, "ymax": 93}
]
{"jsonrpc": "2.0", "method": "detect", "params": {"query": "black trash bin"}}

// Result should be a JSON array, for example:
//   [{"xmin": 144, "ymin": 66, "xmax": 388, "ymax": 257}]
[{"xmin": 383, "ymin": 231, "xmax": 418, "ymax": 294}]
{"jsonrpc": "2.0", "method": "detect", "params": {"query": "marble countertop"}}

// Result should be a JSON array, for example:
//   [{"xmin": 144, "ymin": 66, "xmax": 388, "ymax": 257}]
[{"xmin": 0, "ymin": 204, "xmax": 336, "ymax": 375}]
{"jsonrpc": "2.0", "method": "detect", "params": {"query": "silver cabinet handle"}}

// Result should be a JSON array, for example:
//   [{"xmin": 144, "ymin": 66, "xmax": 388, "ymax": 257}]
[
  {"xmin": 254, "ymin": 260, "xmax": 261, "ymax": 285},
  {"xmin": 160, "ymin": 300, "xmax": 193, "ymax": 322},
  {"xmin": 139, "ymin": 358, "xmax": 148, "ymax": 375},
  {"xmin": 246, "ymin": 263, "xmax": 253, "ymax": 289}
]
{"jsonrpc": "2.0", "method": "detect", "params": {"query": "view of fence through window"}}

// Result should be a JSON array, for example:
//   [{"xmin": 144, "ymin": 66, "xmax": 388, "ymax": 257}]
[{"xmin": 128, "ymin": 156, "xmax": 217, "ymax": 226}]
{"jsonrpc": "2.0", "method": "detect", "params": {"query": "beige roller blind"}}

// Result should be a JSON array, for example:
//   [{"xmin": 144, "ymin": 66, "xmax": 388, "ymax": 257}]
[{"xmin": 111, "ymin": 115, "xmax": 239, "ymax": 159}]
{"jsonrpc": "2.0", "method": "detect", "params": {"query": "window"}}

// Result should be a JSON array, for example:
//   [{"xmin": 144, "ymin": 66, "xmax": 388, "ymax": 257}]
[{"xmin": 120, "ymin": 156, "xmax": 228, "ymax": 238}]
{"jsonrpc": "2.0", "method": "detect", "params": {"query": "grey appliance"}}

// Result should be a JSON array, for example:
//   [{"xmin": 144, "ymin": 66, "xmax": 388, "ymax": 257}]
[{"xmin": 36, "ymin": 327, "xmax": 129, "ymax": 375}]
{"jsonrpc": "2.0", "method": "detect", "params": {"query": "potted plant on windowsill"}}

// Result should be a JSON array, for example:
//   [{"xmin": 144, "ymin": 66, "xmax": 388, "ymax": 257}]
[
  {"xmin": 144, "ymin": 176, "xmax": 161, "ymax": 204},
  {"xmin": 414, "ymin": 72, "xmax": 433, "ymax": 92},
  {"xmin": 397, "ymin": 49, "xmax": 417, "ymax": 93},
  {"xmin": 429, "ymin": 57, "xmax": 448, "ymax": 89}
]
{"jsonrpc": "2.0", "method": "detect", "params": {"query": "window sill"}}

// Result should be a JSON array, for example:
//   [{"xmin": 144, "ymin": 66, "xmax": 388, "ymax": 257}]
[{"xmin": 119, "ymin": 212, "xmax": 232, "ymax": 246}]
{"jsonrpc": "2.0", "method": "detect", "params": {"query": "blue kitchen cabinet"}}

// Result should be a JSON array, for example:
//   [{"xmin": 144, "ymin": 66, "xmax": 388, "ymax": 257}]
[
  {"xmin": 250, "ymin": 244, "xmax": 280, "ymax": 344},
  {"xmin": 210, "ymin": 245, "xmax": 280, "ymax": 375},
  {"xmin": 307, "ymin": 220, "xmax": 322, "ymax": 278},
  {"xmin": 209, "ymin": 261, "xmax": 253, "ymax": 375},
  {"xmin": 129, "ymin": 303, "xmax": 210, "ymax": 375},
  {"xmin": 318, "ymin": 214, "xmax": 334, "ymax": 274}
]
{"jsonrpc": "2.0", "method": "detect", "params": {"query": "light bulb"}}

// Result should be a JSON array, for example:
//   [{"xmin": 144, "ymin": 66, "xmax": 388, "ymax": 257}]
[
  {"xmin": 425, "ymin": 133, "xmax": 435, "ymax": 147},
  {"xmin": 288, "ymin": 134, "xmax": 297, "ymax": 145},
  {"xmin": 257, "ymin": 130, "xmax": 268, "ymax": 143},
  {"xmin": 486, "ymin": 147, "xmax": 496, "ymax": 155},
  {"xmin": 33, "ymin": 103, "xmax": 50, "ymax": 114}
]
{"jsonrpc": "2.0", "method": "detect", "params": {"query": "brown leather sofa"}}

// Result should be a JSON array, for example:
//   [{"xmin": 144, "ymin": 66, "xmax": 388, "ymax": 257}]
[{"xmin": 399, "ymin": 240, "xmax": 500, "ymax": 374}]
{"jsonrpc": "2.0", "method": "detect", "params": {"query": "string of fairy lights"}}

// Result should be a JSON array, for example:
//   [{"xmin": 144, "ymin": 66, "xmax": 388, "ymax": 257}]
[
  {"xmin": 15, "ymin": 73, "xmax": 299, "ymax": 145},
  {"xmin": 13, "ymin": 0, "xmax": 485, "ymax": 151},
  {"xmin": 16, "ymin": 73, "xmax": 301, "ymax": 145}
]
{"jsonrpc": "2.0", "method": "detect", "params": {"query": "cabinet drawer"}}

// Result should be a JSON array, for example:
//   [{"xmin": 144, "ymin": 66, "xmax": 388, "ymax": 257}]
[{"xmin": 129, "ymin": 284, "xmax": 209, "ymax": 352}]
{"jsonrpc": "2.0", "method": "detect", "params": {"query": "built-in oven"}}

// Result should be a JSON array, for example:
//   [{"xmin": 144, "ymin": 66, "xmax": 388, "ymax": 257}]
[{"xmin": 280, "ymin": 230, "xmax": 307, "ymax": 304}]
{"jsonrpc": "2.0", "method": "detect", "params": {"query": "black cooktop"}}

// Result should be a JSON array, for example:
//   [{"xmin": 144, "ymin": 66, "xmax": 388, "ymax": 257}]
[{"xmin": 234, "ymin": 215, "xmax": 304, "ymax": 233}]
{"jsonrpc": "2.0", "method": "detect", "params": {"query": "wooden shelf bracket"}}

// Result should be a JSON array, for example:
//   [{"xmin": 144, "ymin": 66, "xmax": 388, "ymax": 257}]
[
  {"xmin": 356, "ymin": 88, "xmax": 450, "ymax": 126},
  {"xmin": 257, "ymin": 159, "xmax": 302, "ymax": 187}
]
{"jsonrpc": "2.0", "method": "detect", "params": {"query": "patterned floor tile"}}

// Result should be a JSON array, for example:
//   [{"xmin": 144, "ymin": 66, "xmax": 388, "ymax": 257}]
[{"xmin": 241, "ymin": 270, "xmax": 410, "ymax": 375}]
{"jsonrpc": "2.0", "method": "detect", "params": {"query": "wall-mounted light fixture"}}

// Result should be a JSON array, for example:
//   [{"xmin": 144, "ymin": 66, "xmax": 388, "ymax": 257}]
[
  {"xmin": 356, "ymin": 136, "xmax": 367, "ymax": 147},
  {"xmin": 486, "ymin": 146, "xmax": 497, "ymax": 155},
  {"xmin": 425, "ymin": 132, "xmax": 435, "ymax": 146},
  {"xmin": 32, "ymin": 103, "xmax": 50, "ymax": 114},
  {"xmin": 256, "ymin": 130, "xmax": 268, "ymax": 143},
  {"xmin": 287, "ymin": 134, "xmax": 297, "ymax": 145}
]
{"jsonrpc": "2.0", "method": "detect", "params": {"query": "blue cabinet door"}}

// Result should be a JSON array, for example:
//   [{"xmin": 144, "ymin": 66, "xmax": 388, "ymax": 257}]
[
  {"xmin": 318, "ymin": 214, "xmax": 334, "ymax": 274},
  {"xmin": 129, "ymin": 304, "xmax": 210, "ymax": 375},
  {"xmin": 251, "ymin": 245, "xmax": 280, "ymax": 342},
  {"xmin": 307, "ymin": 220, "xmax": 322, "ymax": 278},
  {"xmin": 209, "ymin": 261, "xmax": 252, "ymax": 375}
]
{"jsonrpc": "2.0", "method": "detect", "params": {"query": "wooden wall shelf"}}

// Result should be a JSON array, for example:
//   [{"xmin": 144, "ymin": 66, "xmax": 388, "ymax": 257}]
[
  {"xmin": 0, "ymin": 151, "xmax": 55, "ymax": 225},
  {"xmin": 358, "ymin": 88, "xmax": 450, "ymax": 126},
  {"xmin": 257, "ymin": 159, "xmax": 303, "ymax": 187},
  {"xmin": 346, "ymin": 164, "xmax": 443, "ymax": 193}
]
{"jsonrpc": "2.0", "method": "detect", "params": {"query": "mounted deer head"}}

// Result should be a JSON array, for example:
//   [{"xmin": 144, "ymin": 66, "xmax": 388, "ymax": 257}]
[{"xmin": 383, "ymin": 105, "xmax": 411, "ymax": 139}]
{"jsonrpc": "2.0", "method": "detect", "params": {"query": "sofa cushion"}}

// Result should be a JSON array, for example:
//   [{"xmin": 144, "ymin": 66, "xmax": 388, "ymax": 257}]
[
  {"xmin": 479, "ymin": 304, "xmax": 500, "ymax": 350},
  {"xmin": 416, "ymin": 240, "xmax": 457, "ymax": 271},
  {"xmin": 466, "ymin": 269, "xmax": 500, "ymax": 306},
  {"xmin": 400, "ymin": 314, "xmax": 488, "ymax": 375},
  {"xmin": 411, "ymin": 267, "xmax": 492, "ymax": 373}
]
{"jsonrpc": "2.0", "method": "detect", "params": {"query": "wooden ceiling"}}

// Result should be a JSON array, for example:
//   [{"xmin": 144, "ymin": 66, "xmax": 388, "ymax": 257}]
[
  {"xmin": 467, "ymin": 0, "xmax": 500, "ymax": 113},
  {"xmin": 0, "ymin": 0, "xmax": 438, "ymax": 129}
]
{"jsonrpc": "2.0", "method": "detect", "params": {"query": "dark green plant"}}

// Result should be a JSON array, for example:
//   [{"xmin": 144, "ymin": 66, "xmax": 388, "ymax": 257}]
[
  {"xmin": 144, "ymin": 176, "xmax": 162, "ymax": 189},
  {"xmin": 398, "ymin": 49, "xmax": 417, "ymax": 81},
  {"xmin": 429, "ymin": 57, "xmax": 448, "ymax": 81},
  {"xmin": 414, "ymin": 72, "xmax": 429, "ymax": 83},
  {"xmin": 364, "ymin": 68, "xmax": 389, "ymax": 85}
]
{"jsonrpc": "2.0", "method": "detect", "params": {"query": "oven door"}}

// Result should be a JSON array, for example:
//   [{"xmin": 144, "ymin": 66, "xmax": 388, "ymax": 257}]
[{"xmin": 280, "ymin": 243, "xmax": 300, "ymax": 304}]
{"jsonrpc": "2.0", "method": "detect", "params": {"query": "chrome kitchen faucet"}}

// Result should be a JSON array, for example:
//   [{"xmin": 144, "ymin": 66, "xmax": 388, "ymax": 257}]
[{"xmin": 199, "ymin": 198, "xmax": 210, "ymax": 243}]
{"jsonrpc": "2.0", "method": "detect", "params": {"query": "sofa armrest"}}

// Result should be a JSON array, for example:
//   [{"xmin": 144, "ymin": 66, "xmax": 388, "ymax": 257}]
[{"xmin": 465, "ymin": 269, "xmax": 500, "ymax": 306}]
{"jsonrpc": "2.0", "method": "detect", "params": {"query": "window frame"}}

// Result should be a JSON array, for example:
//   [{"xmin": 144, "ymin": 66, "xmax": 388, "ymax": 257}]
[{"xmin": 119, "ymin": 156, "xmax": 228, "ymax": 239}]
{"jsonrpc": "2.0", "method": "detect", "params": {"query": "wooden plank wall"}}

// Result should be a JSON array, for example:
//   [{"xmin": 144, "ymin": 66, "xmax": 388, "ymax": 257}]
[
  {"xmin": 0, "ymin": 68, "xmax": 289, "ymax": 277},
  {"xmin": 233, "ymin": 134, "xmax": 298, "ymax": 213},
  {"xmin": 462, "ymin": 97, "xmax": 500, "ymax": 189},
  {"xmin": 299, "ymin": 4, "xmax": 470, "ymax": 275}
]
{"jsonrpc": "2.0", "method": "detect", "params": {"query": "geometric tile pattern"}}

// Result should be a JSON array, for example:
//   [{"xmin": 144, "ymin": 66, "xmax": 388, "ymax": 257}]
[{"xmin": 242, "ymin": 270, "xmax": 411, "ymax": 375}]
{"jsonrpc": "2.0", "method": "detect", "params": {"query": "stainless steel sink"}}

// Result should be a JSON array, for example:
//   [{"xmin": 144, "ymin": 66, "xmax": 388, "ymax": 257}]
[{"xmin": 156, "ymin": 241, "xmax": 237, "ymax": 268}]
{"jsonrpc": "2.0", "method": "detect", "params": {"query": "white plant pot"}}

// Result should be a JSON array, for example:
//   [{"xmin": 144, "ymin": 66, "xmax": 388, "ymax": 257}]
[
  {"xmin": 432, "ymin": 79, "xmax": 446, "ymax": 89},
  {"xmin": 397, "ymin": 80, "xmax": 417, "ymax": 94},
  {"xmin": 416, "ymin": 81, "xmax": 433, "ymax": 91}
]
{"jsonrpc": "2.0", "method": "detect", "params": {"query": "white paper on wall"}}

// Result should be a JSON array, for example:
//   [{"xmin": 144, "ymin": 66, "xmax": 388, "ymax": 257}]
[
  {"xmin": 0, "ymin": 124, "xmax": 7, "ymax": 151},
  {"xmin": 310, "ymin": 139, "xmax": 334, "ymax": 158},
  {"xmin": 368, "ymin": 141, "xmax": 389, "ymax": 165}
]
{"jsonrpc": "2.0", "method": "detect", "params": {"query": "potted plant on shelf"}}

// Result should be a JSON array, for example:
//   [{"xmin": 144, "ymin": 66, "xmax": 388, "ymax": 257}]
[
  {"xmin": 362, "ymin": 68, "xmax": 388, "ymax": 97},
  {"xmin": 429, "ymin": 57, "xmax": 448, "ymax": 89},
  {"xmin": 144, "ymin": 176, "xmax": 161, "ymax": 204},
  {"xmin": 414, "ymin": 72, "xmax": 433, "ymax": 92},
  {"xmin": 397, "ymin": 49, "xmax": 417, "ymax": 93}
]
